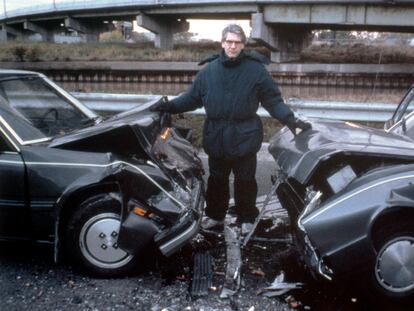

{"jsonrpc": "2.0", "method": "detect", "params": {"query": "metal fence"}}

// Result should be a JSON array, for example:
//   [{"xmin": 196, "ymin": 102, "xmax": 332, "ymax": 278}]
[{"xmin": 72, "ymin": 92, "xmax": 399, "ymax": 123}]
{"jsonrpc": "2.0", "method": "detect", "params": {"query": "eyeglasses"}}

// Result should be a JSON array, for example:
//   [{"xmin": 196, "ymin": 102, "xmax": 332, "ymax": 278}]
[{"xmin": 224, "ymin": 40, "xmax": 243, "ymax": 46}]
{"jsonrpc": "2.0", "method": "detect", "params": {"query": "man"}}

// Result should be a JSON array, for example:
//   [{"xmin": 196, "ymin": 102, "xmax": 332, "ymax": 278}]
[{"xmin": 152, "ymin": 24, "xmax": 310, "ymax": 234}]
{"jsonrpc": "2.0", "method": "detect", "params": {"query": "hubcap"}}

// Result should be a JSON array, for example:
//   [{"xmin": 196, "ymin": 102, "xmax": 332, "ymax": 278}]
[
  {"xmin": 79, "ymin": 213, "xmax": 133, "ymax": 269},
  {"xmin": 375, "ymin": 236, "xmax": 414, "ymax": 293}
]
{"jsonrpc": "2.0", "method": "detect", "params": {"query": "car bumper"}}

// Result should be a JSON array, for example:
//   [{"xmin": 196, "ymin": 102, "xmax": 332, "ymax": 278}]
[
  {"xmin": 295, "ymin": 231, "xmax": 334, "ymax": 281},
  {"xmin": 296, "ymin": 228, "xmax": 376, "ymax": 283},
  {"xmin": 155, "ymin": 179, "xmax": 204, "ymax": 256},
  {"xmin": 279, "ymin": 187, "xmax": 333, "ymax": 281}
]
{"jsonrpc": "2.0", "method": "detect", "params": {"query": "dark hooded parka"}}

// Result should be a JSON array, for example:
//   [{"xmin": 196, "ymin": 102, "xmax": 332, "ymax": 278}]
[{"xmin": 168, "ymin": 50, "xmax": 293, "ymax": 158}]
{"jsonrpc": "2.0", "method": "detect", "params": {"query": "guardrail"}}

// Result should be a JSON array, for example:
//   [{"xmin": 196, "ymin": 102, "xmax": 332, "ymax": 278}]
[{"xmin": 72, "ymin": 92, "xmax": 398, "ymax": 123}]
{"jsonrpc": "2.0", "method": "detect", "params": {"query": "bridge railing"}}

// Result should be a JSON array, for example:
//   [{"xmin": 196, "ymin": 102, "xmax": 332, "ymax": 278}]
[
  {"xmin": 2, "ymin": 0, "xmax": 250, "ymax": 19},
  {"xmin": 72, "ymin": 92, "xmax": 399, "ymax": 123},
  {"xmin": 1, "ymin": 0, "xmax": 146, "ymax": 19}
]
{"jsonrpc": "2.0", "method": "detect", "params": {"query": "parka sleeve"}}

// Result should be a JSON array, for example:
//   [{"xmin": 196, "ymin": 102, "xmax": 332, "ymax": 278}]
[
  {"xmin": 257, "ymin": 66, "xmax": 293, "ymax": 124},
  {"xmin": 169, "ymin": 72, "xmax": 203, "ymax": 113}
]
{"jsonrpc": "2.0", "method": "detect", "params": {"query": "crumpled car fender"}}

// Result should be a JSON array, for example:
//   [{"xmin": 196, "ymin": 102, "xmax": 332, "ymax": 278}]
[
  {"xmin": 303, "ymin": 165, "xmax": 414, "ymax": 276},
  {"xmin": 53, "ymin": 160, "xmax": 171, "ymax": 263}
]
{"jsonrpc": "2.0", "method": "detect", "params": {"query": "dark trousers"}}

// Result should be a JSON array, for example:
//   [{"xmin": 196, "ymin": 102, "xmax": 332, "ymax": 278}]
[{"xmin": 205, "ymin": 153, "xmax": 259, "ymax": 223}]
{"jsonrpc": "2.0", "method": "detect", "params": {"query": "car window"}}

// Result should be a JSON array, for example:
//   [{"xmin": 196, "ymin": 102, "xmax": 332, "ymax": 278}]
[
  {"xmin": 0, "ymin": 134, "xmax": 11, "ymax": 152},
  {"xmin": 389, "ymin": 87, "xmax": 414, "ymax": 137},
  {"xmin": 0, "ymin": 77, "xmax": 91, "ymax": 139},
  {"xmin": 0, "ymin": 98, "xmax": 46, "ymax": 142},
  {"xmin": 390, "ymin": 87, "xmax": 414, "ymax": 125}
]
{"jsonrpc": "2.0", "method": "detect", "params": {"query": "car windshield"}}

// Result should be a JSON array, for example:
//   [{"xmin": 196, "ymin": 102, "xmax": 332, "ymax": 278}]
[{"xmin": 0, "ymin": 76, "xmax": 92, "ymax": 142}]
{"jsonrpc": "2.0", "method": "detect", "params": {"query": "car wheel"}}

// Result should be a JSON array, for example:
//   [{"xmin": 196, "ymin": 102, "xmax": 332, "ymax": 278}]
[
  {"xmin": 371, "ymin": 222, "xmax": 414, "ymax": 300},
  {"xmin": 67, "ymin": 194, "xmax": 137, "ymax": 276}
]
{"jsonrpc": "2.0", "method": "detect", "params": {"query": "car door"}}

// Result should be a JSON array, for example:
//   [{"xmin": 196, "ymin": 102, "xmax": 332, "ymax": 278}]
[{"xmin": 0, "ymin": 129, "xmax": 31, "ymax": 239}]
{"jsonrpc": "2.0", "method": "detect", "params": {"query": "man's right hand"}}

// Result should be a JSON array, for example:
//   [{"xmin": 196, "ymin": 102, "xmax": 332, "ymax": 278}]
[
  {"xmin": 150, "ymin": 96, "xmax": 171, "ymax": 112},
  {"xmin": 285, "ymin": 115, "xmax": 312, "ymax": 136}
]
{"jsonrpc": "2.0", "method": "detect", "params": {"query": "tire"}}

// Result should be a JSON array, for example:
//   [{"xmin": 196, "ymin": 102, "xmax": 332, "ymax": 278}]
[
  {"xmin": 66, "ymin": 193, "xmax": 138, "ymax": 277},
  {"xmin": 370, "ymin": 220, "xmax": 414, "ymax": 301}
]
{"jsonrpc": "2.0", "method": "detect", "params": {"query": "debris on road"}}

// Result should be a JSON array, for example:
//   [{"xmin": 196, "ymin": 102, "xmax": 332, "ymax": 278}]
[
  {"xmin": 242, "ymin": 180, "xmax": 279, "ymax": 247},
  {"xmin": 190, "ymin": 251, "xmax": 214, "ymax": 297},
  {"xmin": 250, "ymin": 267, "xmax": 266, "ymax": 277},
  {"xmin": 285, "ymin": 295, "xmax": 303, "ymax": 309},
  {"xmin": 257, "ymin": 271, "xmax": 305, "ymax": 297},
  {"xmin": 220, "ymin": 226, "xmax": 241, "ymax": 299}
]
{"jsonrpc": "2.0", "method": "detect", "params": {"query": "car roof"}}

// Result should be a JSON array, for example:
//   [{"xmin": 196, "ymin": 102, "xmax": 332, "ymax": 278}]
[{"xmin": 0, "ymin": 69, "xmax": 41, "ymax": 77}]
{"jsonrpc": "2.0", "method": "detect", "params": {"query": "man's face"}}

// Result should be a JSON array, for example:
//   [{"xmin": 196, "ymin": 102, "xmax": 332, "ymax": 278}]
[{"xmin": 221, "ymin": 32, "xmax": 245, "ymax": 59}]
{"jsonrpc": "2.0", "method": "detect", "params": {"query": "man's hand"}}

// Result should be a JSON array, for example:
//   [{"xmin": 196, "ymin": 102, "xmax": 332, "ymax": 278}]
[
  {"xmin": 285, "ymin": 115, "xmax": 312, "ymax": 136},
  {"xmin": 150, "ymin": 96, "xmax": 171, "ymax": 112}
]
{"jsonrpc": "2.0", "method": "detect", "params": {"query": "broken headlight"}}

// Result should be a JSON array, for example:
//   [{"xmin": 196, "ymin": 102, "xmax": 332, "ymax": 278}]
[
  {"xmin": 170, "ymin": 181, "xmax": 192, "ymax": 206},
  {"xmin": 147, "ymin": 181, "xmax": 192, "ymax": 220}
]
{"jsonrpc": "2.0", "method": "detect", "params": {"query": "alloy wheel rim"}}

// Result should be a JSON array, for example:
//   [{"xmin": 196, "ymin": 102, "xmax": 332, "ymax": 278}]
[
  {"xmin": 79, "ymin": 213, "xmax": 133, "ymax": 269},
  {"xmin": 375, "ymin": 236, "xmax": 414, "ymax": 293}
]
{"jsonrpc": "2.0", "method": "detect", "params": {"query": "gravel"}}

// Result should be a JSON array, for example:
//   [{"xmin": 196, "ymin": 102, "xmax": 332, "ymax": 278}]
[
  {"xmin": 0, "ymin": 236, "xmax": 295, "ymax": 311},
  {"xmin": 0, "ymin": 224, "xmax": 408, "ymax": 311}
]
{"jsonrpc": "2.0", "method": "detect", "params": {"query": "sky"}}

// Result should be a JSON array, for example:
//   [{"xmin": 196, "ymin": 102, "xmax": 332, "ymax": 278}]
[
  {"xmin": 136, "ymin": 19, "xmax": 251, "ymax": 41},
  {"xmin": 186, "ymin": 19, "xmax": 251, "ymax": 41}
]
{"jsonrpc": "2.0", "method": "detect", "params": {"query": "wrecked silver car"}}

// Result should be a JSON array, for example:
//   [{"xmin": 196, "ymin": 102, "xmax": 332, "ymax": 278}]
[
  {"xmin": 269, "ymin": 85, "xmax": 414, "ymax": 300},
  {"xmin": 0, "ymin": 70, "xmax": 204, "ymax": 276}
]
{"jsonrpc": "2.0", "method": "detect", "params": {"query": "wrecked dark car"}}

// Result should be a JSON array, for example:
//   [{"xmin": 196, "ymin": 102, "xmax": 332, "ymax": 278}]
[
  {"xmin": 0, "ymin": 70, "xmax": 204, "ymax": 276},
  {"xmin": 269, "ymin": 85, "xmax": 414, "ymax": 300}
]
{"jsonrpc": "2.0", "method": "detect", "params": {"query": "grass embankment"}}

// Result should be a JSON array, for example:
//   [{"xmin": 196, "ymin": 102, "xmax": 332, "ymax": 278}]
[
  {"xmin": 1, "ymin": 41, "xmax": 414, "ymax": 63},
  {"xmin": 301, "ymin": 43, "xmax": 414, "ymax": 63},
  {"xmin": 0, "ymin": 42, "xmax": 219, "ymax": 62}
]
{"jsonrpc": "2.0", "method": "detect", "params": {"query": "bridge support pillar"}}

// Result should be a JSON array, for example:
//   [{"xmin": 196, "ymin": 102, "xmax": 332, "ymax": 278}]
[
  {"xmin": 251, "ymin": 13, "xmax": 311, "ymax": 63},
  {"xmin": 65, "ymin": 17, "xmax": 112, "ymax": 42},
  {"xmin": 137, "ymin": 14, "xmax": 189, "ymax": 50},
  {"xmin": 269, "ymin": 28, "xmax": 311, "ymax": 63},
  {"xmin": 0, "ymin": 25, "xmax": 7, "ymax": 42},
  {"xmin": 24, "ymin": 21, "xmax": 54, "ymax": 42},
  {"xmin": 0, "ymin": 24, "xmax": 26, "ymax": 41}
]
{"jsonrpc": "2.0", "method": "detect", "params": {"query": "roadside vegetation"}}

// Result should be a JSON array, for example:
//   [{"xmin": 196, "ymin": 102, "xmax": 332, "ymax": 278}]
[
  {"xmin": 301, "ymin": 43, "xmax": 414, "ymax": 63},
  {"xmin": 1, "ymin": 38, "xmax": 414, "ymax": 63},
  {"xmin": 0, "ymin": 41, "xmax": 220, "ymax": 62},
  {"xmin": 173, "ymin": 114, "xmax": 283, "ymax": 148}
]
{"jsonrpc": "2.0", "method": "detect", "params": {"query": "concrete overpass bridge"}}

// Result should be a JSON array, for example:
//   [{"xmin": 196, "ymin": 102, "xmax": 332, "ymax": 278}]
[{"xmin": 1, "ymin": 0, "xmax": 414, "ymax": 62}]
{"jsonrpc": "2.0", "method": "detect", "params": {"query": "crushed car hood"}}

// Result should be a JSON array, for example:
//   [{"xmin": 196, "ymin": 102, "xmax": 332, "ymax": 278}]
[
  {"xmin": 269, "ymin": 119, "xmax": 414, "ymax": 184},
  {"xmin": 48, "ymin": 108, "xmax": 202, "ymax": 184},
  {"xmin": 49, "ymin": 108, "xmax": 158, "ymax": 149}
]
